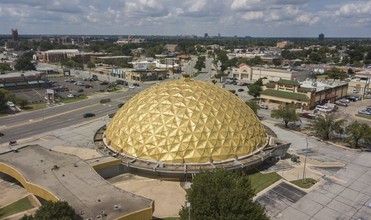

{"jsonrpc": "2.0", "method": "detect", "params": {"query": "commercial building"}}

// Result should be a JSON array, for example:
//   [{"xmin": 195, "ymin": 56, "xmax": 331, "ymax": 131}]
[
  {"xmin": 231, "ymin": 63, "xmax": 309, "ymax": 82},
  {"xmin": 260, "ymin": 79, "xmax": 348, "ymax": 110},
  {"xmin": 99, "ymin": 78, "xmax": 290, "ymax": 178},
  {"xmin": 42, "ymin": 49, "xmax": 79, "ymax": 63},
  {"xmin": 0, "ymin": 70, "xmax": 47, "ymax": 90},
  {"xmin": 126, "ymin": 69, "xmax": 168, "ymax": 81},
  {"xmin": 347, "ymin": 69, "xmax": 371, "ymax": 95}
]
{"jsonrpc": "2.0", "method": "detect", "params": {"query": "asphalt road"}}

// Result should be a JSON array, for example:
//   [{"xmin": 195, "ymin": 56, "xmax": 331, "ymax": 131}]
[{"xmin": 0, "ymin": 84, "xmax": 153, "ymax": 144}]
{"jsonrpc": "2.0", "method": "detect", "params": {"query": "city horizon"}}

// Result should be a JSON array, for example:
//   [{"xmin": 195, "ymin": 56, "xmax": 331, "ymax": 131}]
[{"xmin": 0, "ymin": 0, "xmax": 370, "ymax": 38}]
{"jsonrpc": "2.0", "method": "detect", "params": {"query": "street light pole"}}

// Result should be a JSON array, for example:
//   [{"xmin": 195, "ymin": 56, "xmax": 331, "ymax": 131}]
[
  {"xmin": 302, "ymin": 137, "xmax": 308, "ymax": 182},
  {"xmin": 187, "ymin": 202, "xmax": 191, "ymax": 220}
]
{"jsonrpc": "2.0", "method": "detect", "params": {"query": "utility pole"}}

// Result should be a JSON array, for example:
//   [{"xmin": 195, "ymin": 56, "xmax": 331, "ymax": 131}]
[
  {"xmin": 302, "ymin": 137, "xmax": 308, "ymax": 182},
  {"xmin": 187, "ymin": 202, "xmax": 191, "ymax": 220}
]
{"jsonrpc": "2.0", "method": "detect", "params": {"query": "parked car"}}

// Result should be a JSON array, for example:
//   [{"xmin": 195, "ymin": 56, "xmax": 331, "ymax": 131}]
[
  {"xmin": 67, "ymin": 94, "xmax": 75, "ymax": 98},
  {"xmin": 338, "ymin": 98, "xmax": 350, "ymax": 103},
  {"xmin": 347, "ymin": 96, "xmax": 359, "ymax": 102},
  {"xmin": 237, "ymin": 88, "xmax": 244, "ymax": 92},
  {"xmin": 315, "ymin": 105, "xmax": 332, "ymax": 112},
  {"xmin": 118, "ymin": 103, "xmax": 125, "ymax": 108},
  {"xmin": 85, "ymin": 84, "xmax": 93, "ymax": 88},
  {"xmin": 108, "ymin": 113, "xmax": 116, "ymax": 118},
  {"xmin": 100, "ymin": 81, "xmax": 109, "ymax": 85},
  {"xmin": 77, "ymin": 89, "xmax": 84, "ymax": 93},
  {"xmin": 133, "ymin": 83, "xmax": 140, "ymax": 87},
  {"xmin": 299, "ymin": 112, "xmax": 316, "ymax": 119},
  {"xmin": 116, "ymin": 80, "xmax": 128, "ymax": 86},
  {"xmin": 259, "ymin": 104, "xmax": 268, "ymax": 109},
  {"xmin": 358, "ymin": 110, "xmax": 371, "ymax": 115},
  {"xmin": 129, "ymin": 85, "xmax": 136, "ymax": 89},
  {"xmin": 64, "ymin": 78, "xmax": 76, "ymax": 83},
  {"xmin": 6, "ymin": 101, "xmax": 15, "ymax": 107},
  {"xmin": 335, "ymin": 101, "xmax": 348, "ymax": 107},
  {"xmin": 83, "ymin": 113, "xmax": 96, "ymax": 118},
  {"xmin": 0, "ymin": 132, "xmax": 4, "ymax": 137}
]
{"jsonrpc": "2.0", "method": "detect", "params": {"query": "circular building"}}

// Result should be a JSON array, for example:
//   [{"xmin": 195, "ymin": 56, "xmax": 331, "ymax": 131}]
[{"xmin": 102, "ymin": 78, "xmax": 287, "ymax": 176}]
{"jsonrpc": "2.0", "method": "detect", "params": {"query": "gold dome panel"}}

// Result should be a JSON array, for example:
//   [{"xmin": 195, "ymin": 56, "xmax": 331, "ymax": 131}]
[{"xmin": 105, "ymin": 79, "xmax": 267, "ymax": 163}]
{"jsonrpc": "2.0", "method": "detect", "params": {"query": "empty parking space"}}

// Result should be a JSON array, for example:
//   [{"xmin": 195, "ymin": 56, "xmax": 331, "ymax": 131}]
[{"xmin": 256, "ymin": 181, "xmax": 307, "ymax": 217}]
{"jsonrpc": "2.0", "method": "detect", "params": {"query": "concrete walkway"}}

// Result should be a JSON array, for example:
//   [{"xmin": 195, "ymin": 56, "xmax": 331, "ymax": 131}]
[{"xmin": 261, "ymin": 121, "xmax": 371, "ymax": 220}]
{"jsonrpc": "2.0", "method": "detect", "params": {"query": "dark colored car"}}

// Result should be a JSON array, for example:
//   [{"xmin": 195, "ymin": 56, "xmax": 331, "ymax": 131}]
[
  {"xmin": 77, "ymin": 89, "xmax": 84, "ymax": 93},
  {"xmin": 116, "ymin": 80, "xmax": 128, "ymax": 86},
  {"xmin": 299, "ymin": 112, "xmax": 316, "ymax": 119},
  {"xmin": 133, "ymin": 83, "xmax": 140, "ymax": 87},
  {"xmin": 347, "ymin": 96, "xmax": 360, "ymax": 102},
  {"xmin": 237, "ymin": 88, "xmax": 244, "ymax": 92},
  {"xmin": 100, "ymin": 81, "xmax": 109, "ymax": 85},
  {"xmin": 83, "ymin": 113, "xmax": 96, "ymax": 118},
  {"xmin": 85, "ymin": 84, "xmax": 93, "ymax": 88},
  {"xmin": 108, "ymin": 113, "xmax": 116, "ymax": 118},
  {"xmin": 0, "ymin": 132, "xmax": 4, "ymax": 137},
  {"xmin": 118, "ymin": 103, "xmax": 125, "ymax": 108}
]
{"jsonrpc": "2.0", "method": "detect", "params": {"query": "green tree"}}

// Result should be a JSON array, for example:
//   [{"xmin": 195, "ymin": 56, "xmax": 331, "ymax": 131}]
[
  {"xmin": 86, "ymin": 61, "xmax": 95, "ymax": 69},
  {"xmin": 307, "ymin": 113, "xmax": 345, "ymax": 140},
  {"xmin": 14, "ymin": 97, "xmax": 29, "ymax": 109},
  {"xmin": 247, "ymin": 84, "xmax": 262, "ymax": 98},
  {"xmin": 179, "ymin": 169, "xmax": 268, "ymax": 220},
  {"xmin": 194, "ymin": 56, "xmax": 206, "ymax": 71},
  {"xmin": 270, "ymin": 105, "xmax": 300, "ymax": 128},
  {"xmin": 21, "ymin": 200, "xmax": 78, "ymax": 220},
  {"xmin": 345, "ymin": 121, "xmax": 371, "ymax": 148},
  {"xmin": 246, "ymin": 100, "xmax": 259, "ymax": 114},
  {"xmin": 0, "ymin": 63, "xmax": 12, "ymax": 72},
  {"xmin": 14, "ymin": 52, "xmax": 36, "ymax": 71},
  {"xmin": 0, "ymin": 88, "xmax": 15, "ymax": 110}
]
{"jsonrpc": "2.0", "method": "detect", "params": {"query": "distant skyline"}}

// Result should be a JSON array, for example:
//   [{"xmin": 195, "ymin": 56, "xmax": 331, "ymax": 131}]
[{"xmin": 0, "ymin": 0, "xmax": 370, "ymax": 38}]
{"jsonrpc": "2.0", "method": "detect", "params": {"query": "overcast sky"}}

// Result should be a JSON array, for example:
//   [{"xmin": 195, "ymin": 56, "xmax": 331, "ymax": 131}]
[{"xmin": 0, "ymin": 0, "xmax": 370, "ymax": 37}]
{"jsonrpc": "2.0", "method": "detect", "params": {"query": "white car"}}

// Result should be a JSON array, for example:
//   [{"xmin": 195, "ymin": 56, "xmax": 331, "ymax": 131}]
[
  {"xmin": 129, "ymin": 85, "xmax": 136, "ymax": 89},
  {"xmin": 67, "ymin": 94, "xmax": 75, "ymax": 98},
  {"xmin": 6, "ymin": 101, "xmax": 15, "ymax": 107}
]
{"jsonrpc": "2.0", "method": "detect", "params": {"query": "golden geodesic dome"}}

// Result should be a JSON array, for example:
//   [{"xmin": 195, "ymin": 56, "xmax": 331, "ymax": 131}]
[{"xmin": 105, "ymin": 79, "xmax": 267, "ymax": 163}]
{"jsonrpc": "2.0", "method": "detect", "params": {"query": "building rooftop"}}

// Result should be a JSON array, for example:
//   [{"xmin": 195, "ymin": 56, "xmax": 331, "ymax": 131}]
[
  {"xmin": 0, "ymin": 70, "xmax": 42, "ymax": 79},
  {"xmin": 0, "ymin": 145, "xmax": 153, "ymax": 220}
]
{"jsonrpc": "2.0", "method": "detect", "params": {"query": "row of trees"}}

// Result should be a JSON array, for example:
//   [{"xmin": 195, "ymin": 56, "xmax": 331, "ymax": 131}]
[{"xmin": 270, "ymin": 105, "xmax": 371, "ymax": 148}]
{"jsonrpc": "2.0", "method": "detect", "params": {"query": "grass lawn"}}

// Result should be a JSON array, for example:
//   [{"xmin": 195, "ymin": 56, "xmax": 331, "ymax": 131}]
[
  {"xmin": 355, "ymin": 114, "xmax": 371, "ymax": 120},
  {"xmin": 60, "ymin": 95, "xmax": 87, "ymax": 103},
  {"xmin": 0, "ymin": 197, "xmax": 34, "ymax": 219},
  {"xmin": 290, "ymin": 178, "xmax": 317, "ymax": 189},
  {"xmin": 248, "ymin": 172, "xmax": 282, "ymax": 193},
  {"xmin": 23, "ymin": 103, "xmax": 47, "ymax": 111}
]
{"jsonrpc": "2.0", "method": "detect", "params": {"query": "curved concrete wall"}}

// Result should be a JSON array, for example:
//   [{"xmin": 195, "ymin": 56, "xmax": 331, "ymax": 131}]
[{"xmin": 0, "ymin": 162, "xmax": 59, "ymax": 202}]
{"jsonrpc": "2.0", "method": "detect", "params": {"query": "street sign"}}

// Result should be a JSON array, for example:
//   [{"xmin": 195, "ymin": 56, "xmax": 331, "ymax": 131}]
[{"xmin": 46, "ymin": 89, "xmax": 55, "ymax": 94}]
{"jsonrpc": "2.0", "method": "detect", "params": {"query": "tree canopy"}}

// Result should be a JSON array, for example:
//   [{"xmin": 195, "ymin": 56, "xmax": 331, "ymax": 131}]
[
  {"xmin": 307, "ymin": 113, "xmax": 345, "ymax": 140},
  {"xmin": 270, "ymin": 105, "xmax": 300, "ymax": 128},
  {"xmin": 247, "ymin": 85, "xmax": 262, "ymax": 98},
  {"xmin": 14, "ymin": 52, "xmax": 36, "ymax": 71},
  {"xmin": 21, "ymin": 200, "xmax": 78, "ymax": 220},
  {"xmin": 179, "ymin": 169, "xmax": 268, "ymax": 220},
  {"xmin": 246, "ymin": 100, "xmax": 259, "ymax": 114},
  {"xmin": 0, "ymin": 89, "xmax": 15, "ymax": 110},
  {"xmin": 345, "ymin": 121, "xmax": 371, "ymax": 148}
]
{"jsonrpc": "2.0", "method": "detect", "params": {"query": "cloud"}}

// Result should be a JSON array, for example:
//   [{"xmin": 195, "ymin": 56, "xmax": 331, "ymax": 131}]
[{"xmin": 0, "ymin": 0, "xmax": 370, "ymax": 37}]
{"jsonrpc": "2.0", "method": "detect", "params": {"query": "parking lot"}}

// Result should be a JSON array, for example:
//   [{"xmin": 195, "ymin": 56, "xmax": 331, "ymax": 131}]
[{"xmin": 12, "ymin": 75, "xmax": 127, "ymax": 103}]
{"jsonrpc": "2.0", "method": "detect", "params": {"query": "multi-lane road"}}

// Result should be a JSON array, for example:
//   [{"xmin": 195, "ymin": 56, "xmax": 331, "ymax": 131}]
[
  {"xmin": 0, "ymin": 56, "xmax": 217, "ymax": 145},
  {"xmin": 0, "ymin": 84, "xmax": 152, "ymax": 144}
]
